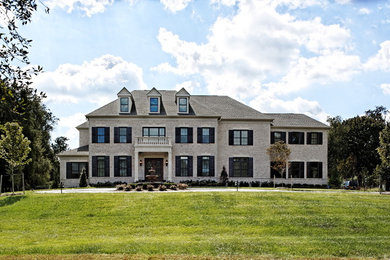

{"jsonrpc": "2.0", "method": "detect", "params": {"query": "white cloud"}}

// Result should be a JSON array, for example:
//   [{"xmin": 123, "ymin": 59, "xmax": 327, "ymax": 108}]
[
  {"xmin": 365, "ymin": 41, "xmax": 390, "ymax": 71},
  {"xmin": 175, "ymin": 81, "xmax": 200, "ymax": 93},
  {"xmin": 154, "ymin": 0, "xmax": 354, "ymax": 118},
  {"xmin": 45, "ymin": 0, "xmax": 114, "ymax": 17},
  {"xmin": 33, "ymin": 54, "xmax": 147, "ymax": 106},
  {"xmin": 380, "ymin": 83, "xmax": 390, "ymax": 95},
  {"xmin": 358, "ymin": 8, "xmax": 371, "ymax": 15},
  {"xmin": 160, "ymin": 0, "xmax": 192, "ymax": 12},
  {"xmin": 334, "ymin": 0, "xmax": 350, "ymax": 4},
  {"xmin": 53, "ymin": 113, "xmax": 86, "ymax": 148},
  {"xmin": 210, "ymin": 0, "xmax": 237, "ymax": 7}
]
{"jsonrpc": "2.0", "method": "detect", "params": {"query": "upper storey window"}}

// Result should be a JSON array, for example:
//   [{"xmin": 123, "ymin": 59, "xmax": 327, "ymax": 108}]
[
  {"xmin": 178, "ymin": 98, "xmax": 188, "ymax": 113},
  {"xmin": 150, "ymin": 97, "xmax": 159, "ymax": 113},
  {"xmin": 229, "ymin": 130, "xmax": 253, "ymax": 146},
  {"xmin": 288, "ymin": 132, "xmax": 304, "ymax": 145},
  {"xmin": 120, "ymin": 97, "xmax": 129, "ymax": 113}
]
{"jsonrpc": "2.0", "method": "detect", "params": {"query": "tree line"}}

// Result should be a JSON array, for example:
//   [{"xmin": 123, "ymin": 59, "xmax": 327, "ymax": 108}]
[
  {"xmin": 328, "ymin": 106, "xmax": 390, "ymax": 189},
  {"xmin": 0, "ymin": 1, "xmax": 68, "ymax": 191}
]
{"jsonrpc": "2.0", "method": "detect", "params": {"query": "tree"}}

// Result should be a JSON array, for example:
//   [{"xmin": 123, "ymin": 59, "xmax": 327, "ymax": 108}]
[
  {"xmin": 51, "ymin": 137, "xmax": 69, "ymax": 155},
  {"xmin": 0, "ymin": 122, "xmax": 31, "ymax": 194},
  {"xmin": 220, "ymin": 166, "xmax": 228, "ymax": 186},
  {"xmin": 376, "ymin": 125, "xmax": 390, "ymax": 190},
  {"xmin": 50, "ymin": 136, "xmax": 69, "ymax": 188},
  {"xmin": 267, "ymin": 141, "xmax": 291, "ymax": 180},
  {"xmin": 79, "ymin": 168, "xmax": 87, "ymax": 188}
]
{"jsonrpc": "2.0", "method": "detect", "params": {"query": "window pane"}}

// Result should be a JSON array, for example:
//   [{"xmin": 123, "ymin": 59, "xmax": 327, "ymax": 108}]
[
  {"xmin": 159, "ymin": 128, "xmax": 165, "ymax": 136},
  {"xmin": 150, "ymin": 98, "xmax": 158, "ymax": 104},
  {"xmin": 150, "ymin": 128, "xmax": 158, "ymax": 136},
  {"xmin": 181, "ymin": 128, "xmax": 188, "ymax": 135},
  {"xmin": 119, "ymin": 157, "xmax": 127, "ymax": 177},
  {"xmin": 179, "ymin": 98, "xmax": 187, "ymax": 105},
  {"xmin": 97, "ymin": 157, "xmax": 105, "ymax": 177},
  {"xmin": 98, "ymin": 128, "xmax": 104, "ymax": 135},
  {"xmin": 143, "ymin": 128, "xmax": 148, "ymax": 136},
  {"xmin": 202, "ymin": 157, "xmax": 210, "ymax": 176},
  {"xmin": 119, "ymin": 127, "xmax": 127, "ymax": 142}
]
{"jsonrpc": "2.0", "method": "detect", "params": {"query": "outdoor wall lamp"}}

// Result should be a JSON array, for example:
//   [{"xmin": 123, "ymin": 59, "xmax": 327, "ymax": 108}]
[
  {"xmin": 139, "ymin": 159, "xmax": 143, "ymax": 166},
  {"xmin": 165, "ymin": 160, "xmax": 168, "ymax": 166}
]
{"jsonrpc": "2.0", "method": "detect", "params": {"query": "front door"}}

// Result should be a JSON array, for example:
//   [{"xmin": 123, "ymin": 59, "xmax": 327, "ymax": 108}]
[{"xmin": 145, "ymin": 158, "xmax": 164, "ymax": 181}]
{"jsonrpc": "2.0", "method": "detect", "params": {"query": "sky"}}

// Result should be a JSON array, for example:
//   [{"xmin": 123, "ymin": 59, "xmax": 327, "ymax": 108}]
[{"xmin": 18, "ymin": 0, "xmax": 390, "ymax": 148}]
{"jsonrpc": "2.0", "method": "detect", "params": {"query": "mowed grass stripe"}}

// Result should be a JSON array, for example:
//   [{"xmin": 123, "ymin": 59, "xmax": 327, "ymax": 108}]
[{"xmin": 0, "ymin": 192, "xmax": 389, "ymax": 258}]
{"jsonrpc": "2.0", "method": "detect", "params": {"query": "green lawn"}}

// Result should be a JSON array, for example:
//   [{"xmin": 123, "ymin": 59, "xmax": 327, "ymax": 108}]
[{"xmin": 0, "ymin": 191, "xmax": 390, "ymax": 258}]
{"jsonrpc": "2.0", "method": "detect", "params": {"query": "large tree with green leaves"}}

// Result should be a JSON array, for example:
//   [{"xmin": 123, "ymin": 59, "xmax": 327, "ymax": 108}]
[
  {"xmin": 0, "ymin": 122, "xmax": 31, "ymax": 194},
  {"xmin": 375, "ymin": 124, "xmax": 390, "ymax": 190},
  {"xmin": 328, "ymin": 106, "xmax": 387, "ymax": 187}
]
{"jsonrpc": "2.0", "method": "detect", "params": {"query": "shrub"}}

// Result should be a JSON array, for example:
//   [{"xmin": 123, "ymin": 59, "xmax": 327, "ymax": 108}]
[
  {"xmin": 147, "ymin": 185, "xmax": 154, "ymax": 191},
  {"xmin": 79, "ymin": 168, "xmax": 88, "ymax": 187},
  {"xmin": 116, "ymin": 184, "xmax": 125, "ymax": 191},
  {"xmin": 159, "ymin": 185, "xmax": 167, "ymax": 191},
  {"xmin": 177, "ymin": 183, "xmax": 188, "ymax": 190},
  {"xmin": 135, "ymin": 185, "xmax": 143, "ymax": 191},
  {"xmin": 124, "ymin": 185, "xmax": 132, "ymax": 191},
  {"xmin": 170, "ymin": 184, "xmax": 177, "ymax": 190}
]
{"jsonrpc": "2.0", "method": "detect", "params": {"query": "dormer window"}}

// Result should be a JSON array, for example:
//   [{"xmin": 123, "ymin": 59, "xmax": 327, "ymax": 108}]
[
  {"xmin": 150, "ymin": 97, "xmax": 159, "ymax": 113},
  {"xmin": 178, "ymin": 98, "xmax": 188, "ymax": 113},
  {"xmin": 120, "ymin": 97, "xmax": 129, "ymax": 113}
]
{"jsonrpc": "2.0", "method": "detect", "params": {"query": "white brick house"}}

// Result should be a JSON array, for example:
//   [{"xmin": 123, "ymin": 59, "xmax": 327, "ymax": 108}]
[{"xmin": 58, "ymin": 87, "xmax": 329, "ymax": 187}]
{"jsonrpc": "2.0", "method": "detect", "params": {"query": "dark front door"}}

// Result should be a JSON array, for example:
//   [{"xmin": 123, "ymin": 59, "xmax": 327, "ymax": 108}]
[{"xmin": 145, "ymin": 158, "xmax": 164, "ymax": 181}]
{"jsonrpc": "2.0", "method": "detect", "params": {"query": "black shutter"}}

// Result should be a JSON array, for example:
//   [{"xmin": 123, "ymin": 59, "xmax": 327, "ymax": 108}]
[
  {"xmin": 105, "ymin": 156, "xmax": 110, "ymax": 177},
  {"xmin": 288, "ymin": 132, "xmax": 292, "ymax": 144},
  {"xmin": 229, "ymin": 157, "xmax": 233, "ymax": 177},
  {"xmin": 66, "ymin": 162, "xmax": 72, "ymax": 178},
  {"xmin": 197, "ymin": 128, "xmax": 202, "ymax": 143},
  {"xmin": 197, "ymin": 156, "xmax": 202, "ymax": 176},
  {"xmin": 229, "ymin": 130, "xmax": 234, "ymax": 145},
  {"xmin": 188, "ymin": 156, "xmax": 193, "ymax": 176},
  {"xmin": 318, "ymin": 132, "xmax": 323, "ymax": 145},
  {"xmin": 175, "ymin": 128, "xmax": 181, "ymax": 143},
  {"xmin": 300, "ymin": 132, "xmax": 304, "ymax": 144},
  {"xmin": 248, "ymin": 130, "xmax": 253, "ymax": 145},
  {"xmin": 319, "ymin": 162, "xmax": 323, "ymax": 178},
  {"xmin": 92, "ymin": 127, "xmax": 97, "ymax": 143},
  {"xmin": 281, "ymin": 132, "xmax": 286, "ymax": 143},
  {"xmin": 114, "ymin": 156, "xmax": 119, "ymax": 177},
  {"xmin": 248, "ymin": 158, "xmax": 253, "ymax": 177},
  {"xmin": 114, "ymin": 127, "xmax": 119, "ymax": 143},
  {"xmin": 307, "ymin": 132, "xmax": 312, "ymax": 144},
  {"xmin": 127, "ymin": 156, "xmax": 132, "ymax": 176},
  {"xmin": 188, "ymin": 128, "xmax": 193, "ymax": 143},
  {"xmin": 127, "ymin": 127, "xmax": 132, "ymax": 143},
  {"xmin": 271, "ymin": 132, "xmax": 275, "ymax": 144},
  {"xmin": 210, "ymin": 156, "xmax": 215, "ymax": 176},
  {"xmin": 210, "ymin": 128, "xmax": 215, "ymax": 143},
  {"xmin": 175, "ymin": 156, "xmax": 180, "ymax": 176},
  {"xmin": 104, "ymin": 127, "xmax": 110, "ymax": 143},
  {"xmin": 92, "ymin": 156, "xmax": 97, "ymax": 177}
]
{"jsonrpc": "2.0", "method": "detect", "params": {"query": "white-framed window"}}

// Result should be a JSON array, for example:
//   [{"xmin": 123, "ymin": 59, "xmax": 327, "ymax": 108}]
[
  {"xmin": 150, "ymin": 97, "xmax": 159, "ymax": 113},
  {"xmin": 178, "ymin": 97, "xmax": 188, "ymax": 113},
  {"xmin": 120, "ymin": 97, "xmax": 129, "ymax": 112}
]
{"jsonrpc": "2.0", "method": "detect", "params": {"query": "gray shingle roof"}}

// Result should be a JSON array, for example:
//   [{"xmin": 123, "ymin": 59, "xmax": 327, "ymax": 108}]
[
  {"xmin": 86, "ymin": 89, "xmax": 271, "ymax": 120},
  {"xmin": 266, "ymin": 113, "xmax": 329, "ymax": 128}
]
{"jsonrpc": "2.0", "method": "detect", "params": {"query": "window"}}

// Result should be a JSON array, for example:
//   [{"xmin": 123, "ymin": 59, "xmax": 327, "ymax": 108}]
[
  {"xmin": 143, "ymin": 127, "xmax": 165, "ymax": 137},
  {"xmin": 175, "ymin": 127, "xmax": 193, "ymax": 143},
  {"xmin": 307, "ymin": 132, "xmax": 323, "ymax": 145},
  {"xmin": 114, "ymin": 156, "xmax": 131, "ymax": 177},
  {"xmin": 175, "ymin": 156, "xmax": 193, "ymax": 177},
  {"xmin": 92, "ymin": 127, "xmax": 109, "ymax": 143},
  {"xmin": 289, "ymin": 162, "xmax": 304, "ymax": 178},
  {"xmin": 197, "ymin": 156, "xmax": 215, "ymax": 177},
  {"xmin": 92, "ymin": 156, "xmax": 109, "ymax": 177},
  {"xmin": 271, "ymin": 131, "xmax": 286, "ymax": 144},
  {"xmin": 197, "ymin": 128, "xmax": 215, "ymax": 143},
  {"xmin": 288, "ymin": 132, "xmax": 304, "ymax": 144},
  {"xmin": 150, "ymin": 97, "xmax": 159, "ymax": 113},
  {"xmin": 270, "ymin": 161, "xmax": 286, "ymax": 178},
  {"xmin": 229, "ymin": 157, "xmax": 253, "ymax": 177},
  {"xmin": 120, "ymin": 97, "xmax": 129, "ymax": 112},
  {"xmin": 307, "ymin": 162, "xmax": 323, "ymax": 178},
  {"xmin": 229, "ymin": 130, "xmax": 253, "ymax": 145},
  {"xmin": 114, "ymin": 127, "xmax": 132, "ymax": 143},
  {"xmin": 178, "ymin": 98, "xmax": 188, "ymax": 113},
  {"xmin": 66, "ymin": 162, "xmax": 88, "ymax": 179}
]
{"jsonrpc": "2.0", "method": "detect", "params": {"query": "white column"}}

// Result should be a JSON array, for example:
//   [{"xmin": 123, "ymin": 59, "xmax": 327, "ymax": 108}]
[
  {"xmin": 168, "ymin": 151, "xmax": 172, "ymax": 182},
  {"xmin": 134, "ymin": 151, "xmax": 139, "ymax": 182}
]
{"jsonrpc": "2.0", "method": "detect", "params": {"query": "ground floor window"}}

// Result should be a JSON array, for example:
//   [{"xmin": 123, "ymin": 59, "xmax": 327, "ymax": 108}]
[
  {"xmin": 197, "ymin": 156, "xmax": 215, "ymax": 177},
  {"xmin": 175, "ymin": 156, "xmax": 193, "ymax": 177},
  {"xmin": 92, "ymin": 156, "xmax": 109, "ymax": 177},
  {"xmin": 289, "ymin": 161, "xmax": 305, "ymax": 178},
  {"xmin": 114, "ymin": 156, "xmax": 131, "ymax": 177},
  {"xmin": 66, "ymin": 162, "xmax": 88, "ymax": 179},
  {"xmin": 270, "ymin": 161, "xmax": 286, "ymax": 178},
  {"xmin": 307, "ymin": 162, "xmax": 323, "ymax": 178},
  {"xmin": 229, "ymin": 157, "xmax": 253, "ymax": 177}
]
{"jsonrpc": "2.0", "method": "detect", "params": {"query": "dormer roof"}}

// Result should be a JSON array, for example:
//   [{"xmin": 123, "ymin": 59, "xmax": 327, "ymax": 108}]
[
  {"xmin": 146, "ymin": 87, "xmax": 162, "ymax": 97},
  {"xmin": 175, "ymin": 88, "xmax": 190, "ymax": 97},
  {"xmin": 117, "ymin": 87, "xmax": 132, "ymax": 97}
]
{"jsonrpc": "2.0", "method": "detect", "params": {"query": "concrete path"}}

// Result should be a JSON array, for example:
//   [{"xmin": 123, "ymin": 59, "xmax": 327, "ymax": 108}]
[{"xmin": 35, "ymin": 187, "xmax": 387, "ymax": 194}]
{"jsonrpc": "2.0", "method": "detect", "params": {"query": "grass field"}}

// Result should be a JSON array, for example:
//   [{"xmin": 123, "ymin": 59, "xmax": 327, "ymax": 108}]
[{"xmin": 0, "ymin": 191, "xmax": 390, "ymax": 259}]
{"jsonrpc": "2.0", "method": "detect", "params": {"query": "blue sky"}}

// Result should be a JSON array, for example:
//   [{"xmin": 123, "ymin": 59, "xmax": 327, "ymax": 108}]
[{"xmin": 20, "ymin": 0, "xmax": 390, "ymax": 148}]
